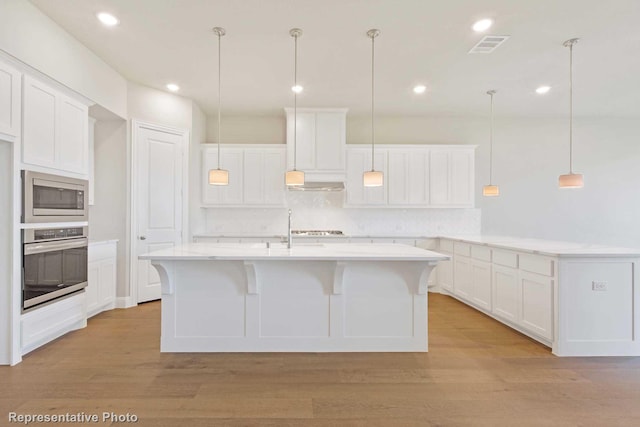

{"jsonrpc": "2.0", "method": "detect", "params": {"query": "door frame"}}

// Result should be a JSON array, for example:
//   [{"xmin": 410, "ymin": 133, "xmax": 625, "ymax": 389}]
[{"xmin": 128, "ymin": 119, "xmax": 190, "ymax": 305}]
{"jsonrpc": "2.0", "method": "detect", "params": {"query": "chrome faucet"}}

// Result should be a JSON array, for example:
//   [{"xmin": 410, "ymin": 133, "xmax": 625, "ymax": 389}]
[{"xmin": 287, "ymin": 209, "xmax": 292, "ymax": 249}]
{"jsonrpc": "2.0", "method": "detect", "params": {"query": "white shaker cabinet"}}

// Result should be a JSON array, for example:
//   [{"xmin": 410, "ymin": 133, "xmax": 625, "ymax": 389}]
[
  {"xmin": 345, "ymin": 147, "xmax": 387, "ymax": 205},
  {"xmin": 519, "ymin": 271, "xmax": 554, "ymax": 341},
  {"xmin": 387, "ymin": 149, "xmax": 429, "ymax": 206},
  {"xmin": 346, "ymin": 145, "xmax": 474, "ymax": 208},
  {"xmin": 492, "ymin": 264, "xmax": 520, "ymax": 323},
  {"xmin": 243, "ymin": 148, "xmax": 286, "ymax": 206},
  {"xmin": 22, "ymin": 75, "xmax": 89, "ymax": 175},
  {"xmin": 285, "ymin": 108, "xmax": 347, "ymax": 180},
  {"xmin": 201, "ymin": 145, "xmax": 286, "ymax": 207},
  {"xmin": 87, "ymin": 241, "xmax": 117, "ymax": 318},
  {"xmin": 0, "ymin": 60, "xmax": 21, "ymax": 139},
  {"xmin": 202, "ymin": 148, "xmax": 244, "ymax": 205},
  {"xmin": 430, "ymin": 148, "xmax": 474, "ymax": 208},
  {"xmin": 22, "ymin": 76, "xmax": 57, "ymax": 168}
]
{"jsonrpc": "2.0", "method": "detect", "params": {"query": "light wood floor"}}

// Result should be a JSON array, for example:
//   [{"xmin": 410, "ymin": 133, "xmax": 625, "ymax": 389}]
[{"xmin": 2, "ymin": 294, "xmax": 640, "ymax": 426}]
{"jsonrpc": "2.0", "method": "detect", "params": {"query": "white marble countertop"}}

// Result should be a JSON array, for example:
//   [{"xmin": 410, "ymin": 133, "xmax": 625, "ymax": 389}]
[
  {"xmin": 439, "ymin": 235, "xmax": 640, "ymax": 257},
  {"xmin": 139, "ymin": 242, "xmax": 449, "ymax": 262},
  {"xmin": 192, "ymin": 233, "xmax": 433, "ymax": 240}
]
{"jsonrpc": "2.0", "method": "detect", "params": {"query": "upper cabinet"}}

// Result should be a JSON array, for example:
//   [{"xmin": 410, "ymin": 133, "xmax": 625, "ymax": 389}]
[
  {"xmin": 429, "ymin": 147, "xmax": 474, "ymax": 208},
  {"xmin": 22, "ymin": 75, "xmax": 89, "ymax": 176},
  {"xmin": 346, "ymin": 147, "xmax": 387, "ymax": 206},
  {"xmin": 0, "ymin": 60, "xmax": 21, "ymax": 139},
  {"xmin": 346, "ymin": 145, "xmax": 475, "ymax": 208},
  {"xmin": 285, "ymin": 108, "xmax": 347, "ymax": 181},
  {"xmin": 202, "ymin": 144, "xmax": 286, "ymax": 207}
]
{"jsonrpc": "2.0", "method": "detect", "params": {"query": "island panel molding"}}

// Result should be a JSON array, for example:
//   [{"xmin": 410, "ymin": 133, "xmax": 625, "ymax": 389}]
[{"xmin": 141, "ymin": 243, "xmax": 448, "ymax": 352}]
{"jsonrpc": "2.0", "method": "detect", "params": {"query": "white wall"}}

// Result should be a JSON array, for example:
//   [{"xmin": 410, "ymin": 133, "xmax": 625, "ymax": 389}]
[
  {"xmin": 0, "ymin": 0, "xmax": 127, "ymax": 118},
  {"xmin": 127, "ymin": 82, "xmax": 193, "ymax": 130},
  {"xmin": 202, "ymin": 114, "xmax": 640, "ymax": 247},
  {"xmin": 190, "ymin": 102, "xmax": 207, "ymax": 237},
  {"xmin": 206, "ymin": 115, "xmax": 285, "ymax": 144},
  {"xmin": 89, "ymin": 120, "xmax": 129, "ymax": 298},
  {"xmin": 0, "ymin": 141, "xmax": 11, "ymax": 364}
]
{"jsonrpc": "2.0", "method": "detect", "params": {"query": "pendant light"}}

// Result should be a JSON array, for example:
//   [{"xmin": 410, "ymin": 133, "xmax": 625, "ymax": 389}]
[
  {"xmin": 558, "ymin": 38, "xmax": 583, "ymax": 189},
  {"xmin": 208, "ymin": 27, "xmax": 229, "ymax": 186},
  {"xmin": 483, "ymin": 90, "xmax": 500, "ymax": 197},
  {"xmin": 285, "ymin": 28, "xmax": 305, "ymax": 186},
  {"xmin": 363, "ymin": 29, "xmax": 383, "ymax": 187}
]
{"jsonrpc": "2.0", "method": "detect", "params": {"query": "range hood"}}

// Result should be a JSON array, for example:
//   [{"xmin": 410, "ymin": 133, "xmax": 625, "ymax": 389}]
[{"xmin": 288, "ymin": 181, "xmax": 345, "ymax": 192}]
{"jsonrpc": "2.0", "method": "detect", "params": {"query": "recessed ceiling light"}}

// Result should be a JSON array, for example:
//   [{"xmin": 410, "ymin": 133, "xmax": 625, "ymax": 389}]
[
  {"xmin": 166, "ymin": 84, "xmax": 180, "ymax": 92},
  {"xmin": 97, "ymin": 12, "xmax": 119, "ymax": 27},
  {"xmin": 536, "ymin": 85, "xmax": 551, "ymax": 94},
  {"xmin": 472, "ymin": 19, "xmax": 493, "ymax": 32},
  {"xmin": 291, "ymin": 85, "xmax": 303, "ymax": 93},
  {"xmin": 413, "ymin": 85, "xmax": 427, "ymax": 94}
]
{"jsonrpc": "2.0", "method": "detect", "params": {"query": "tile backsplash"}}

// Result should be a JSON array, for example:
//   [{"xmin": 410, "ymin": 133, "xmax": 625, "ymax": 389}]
[{"xmin": 201, "ymin": 192, "xmax": 480, "ymax": 236}]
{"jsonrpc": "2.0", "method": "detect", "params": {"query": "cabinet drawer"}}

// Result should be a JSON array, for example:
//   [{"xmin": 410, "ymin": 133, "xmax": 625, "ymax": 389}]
[
  {"xmin": 454, "ymin": 242, "xmax": 471, "ymax": 257},
  {"xmin": 439, "ymin": 239, "xmax": 454, "ymax": 253},
  {"xmin": 520, "ymin": 254, "xmax": 554, "ymax": 277},
  {"xmin": 471, "ymin": 245, "xmax": 491, "ymax": 262},
  {"xmin": 88, "ymin": 242, "xmax": 117, "ymax": 262},
  {"xmin": 416, "ymin": 239, "xmax": 437, "ymax": 250},
  {"xmin": 493, "ymin": 250, "xmax": 518, "ymax": 268}
]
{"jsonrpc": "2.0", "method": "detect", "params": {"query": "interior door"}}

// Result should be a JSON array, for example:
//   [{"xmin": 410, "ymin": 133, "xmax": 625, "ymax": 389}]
[{"xmin": 136, "ymin": 125, "xmax": 185, "ymax": 303}]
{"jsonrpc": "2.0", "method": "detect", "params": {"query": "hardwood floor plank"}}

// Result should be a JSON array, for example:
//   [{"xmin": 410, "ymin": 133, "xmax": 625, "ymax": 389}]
[{"xmin": 1, "ymin": 293, "xmax": 638, "ymax": 425}]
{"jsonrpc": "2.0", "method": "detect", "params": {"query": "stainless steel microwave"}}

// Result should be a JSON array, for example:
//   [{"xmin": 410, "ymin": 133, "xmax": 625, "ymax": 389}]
[{"xmin": 22, "ymin": 170, "xmax": 88, "ymax": 223}]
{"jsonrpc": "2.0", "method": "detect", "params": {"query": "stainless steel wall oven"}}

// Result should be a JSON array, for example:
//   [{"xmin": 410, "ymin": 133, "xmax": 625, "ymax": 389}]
[{"xmin": 22, "ymin": 226, "xmax": 88, "ymax": 310}]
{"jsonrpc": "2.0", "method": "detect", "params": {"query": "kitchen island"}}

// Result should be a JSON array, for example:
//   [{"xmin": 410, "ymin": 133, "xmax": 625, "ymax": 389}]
[{"xmin": 140, "ymin": 243, "xmax": 448, "ymax": 352}]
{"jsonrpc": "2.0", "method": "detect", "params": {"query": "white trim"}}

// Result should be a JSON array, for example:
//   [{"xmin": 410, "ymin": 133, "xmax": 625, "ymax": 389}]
[
  {"xmin": 10, "ymin": 128, "xmax": 22, "ymax": 365},
  {"xmin": 128, "ymin": 119, "xmax": 190, "ymax": 306},
  {"xmin": 115, "ymin": 296, "xmax": 136, "ymax": 309}
]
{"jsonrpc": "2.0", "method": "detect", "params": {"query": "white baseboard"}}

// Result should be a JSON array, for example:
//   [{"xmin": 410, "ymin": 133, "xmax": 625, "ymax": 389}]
[{"xmin": 115, "ymin": 296, "xmax": 136, "ymax": 309}]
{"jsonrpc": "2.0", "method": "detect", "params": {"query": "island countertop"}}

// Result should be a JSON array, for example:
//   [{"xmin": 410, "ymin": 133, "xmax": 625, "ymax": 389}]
[{"xmin": 139, "ymin": 242, "xmax": 449, "ymax": 262}]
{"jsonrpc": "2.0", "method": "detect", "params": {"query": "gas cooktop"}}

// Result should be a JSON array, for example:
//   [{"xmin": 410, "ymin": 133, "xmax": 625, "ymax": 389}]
[{"xmin": 291, "ymin": 230, "xmax": 345, "ymax": 236}]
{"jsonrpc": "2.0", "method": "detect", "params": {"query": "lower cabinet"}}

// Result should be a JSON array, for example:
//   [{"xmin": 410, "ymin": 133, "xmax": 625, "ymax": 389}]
[
  {"xmin": 492, "ymin": 264, "xmax": 519, "ymax": 323},
  {"xmin": 443, "ymin": 238, "xmax": 557, "ymax": 346},
  {"xmin": 519, "ymin": 271, "xmax": 554, "ymax": 341},
  {"xmin": 87, "ymin": 241, "xmax": 117, "ymax": 318}
]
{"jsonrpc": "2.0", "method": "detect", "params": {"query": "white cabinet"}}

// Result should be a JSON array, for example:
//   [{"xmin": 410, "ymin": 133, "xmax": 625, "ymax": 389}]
[
  {"xmin": 441, "ymin": 238, "xmax": 557, "ymax": 346},
  {"xmin": 285, "ymin": 108, "xmax": 347, "ymax": 180},
  {"xmin": 346, "ymin": 145, "xmax": 474, "ymax": 208},
  {"xmin": 345, "ymin": 148, "xmax": 387, "ymax": 205},
  {"xmin": 202, "ymin": 148, "xmax": 244, "ymax": 205},
  {"xmin": 88, "ymin": 118, "xmax": 96, "ymax": 205},
  {"xmin": 22, "ymin": 75, "xmax": 89, "ymax": 175},
  {"xmin": 453, "ymin": 254, "xmax": 473, "ymax": 300},
  {"xmin": 429, "ymin": 148, "xmax": 474, "ymax": 207},
  {"xmin": 0, "ymin": 60, "xmax": 21, "ymax": 138},
  {"xmin": 243, "ymin": 148, "xmax": 286, "ymax": 206},
  {"xmin": 387, "ymin": 150, "xmax": 429, "ymax": 206},
  {"xmin": 202, "ymin": 144, "xmax": 286, "ymax": 207},
  {"xmin": 492, "ymin": 264, "xmax": 519, "ymax": 323},
  {"xmin": 87, "ymin": 241, "xmax": 117, "ymax": 318},
  {"xmin": 519, "ymin": 271, "xmax": 553, "ymax": 341}
]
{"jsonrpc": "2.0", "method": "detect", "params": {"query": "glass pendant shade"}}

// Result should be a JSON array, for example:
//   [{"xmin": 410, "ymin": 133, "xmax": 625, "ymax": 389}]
[
  {"xmin": 558, "ymin": 173, "xmax": 583, "ymax": 189},
  {"xmin": 363, "ymin": 170, "xmax": 384, "ymax": 187},
  {"xmin": 285, "ymin": 169, "xmax": 305, "ymax": 186},
  {"xmin": 209, "ymin": 168, "xmax": 229, "ymax": 185},
  {"xmin": 482, "ymin": 185, "xmax": 500, "ymax": 196}
]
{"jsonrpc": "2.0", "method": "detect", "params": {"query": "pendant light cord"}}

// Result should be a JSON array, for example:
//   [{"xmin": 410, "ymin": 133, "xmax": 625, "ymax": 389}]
[
  {"xmin": 294, "ymin": 32, "xmax": 298, "ymax": 171},
  {"xmin": 489, "ymin": 91, "xmax": 494, "ymax": 185},
  {"xmin": 371, "ymin": 33, "xmax": 375, "ymax": 171},
  {"xmin": 217, "ymin": 31, "xmax": 222, "ymax": 170},
  {"xmin": 568, "ymin": 41, "xmax": 573, "ymax": 174}
]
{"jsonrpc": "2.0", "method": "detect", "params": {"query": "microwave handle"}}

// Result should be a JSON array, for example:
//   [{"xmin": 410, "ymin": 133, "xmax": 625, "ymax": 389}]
[{"xmin": 24, "ymin": 238, "xmax": 88, "ymax": 255}]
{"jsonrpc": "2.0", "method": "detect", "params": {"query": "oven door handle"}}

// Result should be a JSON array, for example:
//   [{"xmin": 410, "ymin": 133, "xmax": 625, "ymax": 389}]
[{"xmin": 24, "ymin": 238, "xmax": 88, "ymax": 255}]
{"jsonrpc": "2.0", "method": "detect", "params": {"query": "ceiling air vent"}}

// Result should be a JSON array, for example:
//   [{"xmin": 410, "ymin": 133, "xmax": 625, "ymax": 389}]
[{"xmin": 469, "ymin": 35, "xmax": 510, "ymax": 54}]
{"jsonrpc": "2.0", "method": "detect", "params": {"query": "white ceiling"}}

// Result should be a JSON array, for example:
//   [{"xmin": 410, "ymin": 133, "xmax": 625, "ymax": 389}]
[{"xmin": 30, "ymin": 0, "xmax": 640, "ymax": 117}]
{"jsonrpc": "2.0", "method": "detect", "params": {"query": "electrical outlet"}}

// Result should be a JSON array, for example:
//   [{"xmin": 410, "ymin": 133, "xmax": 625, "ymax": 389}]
[{"xmin": 592, "ymin": 281, "xmax": 608, "ymax": 291}]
